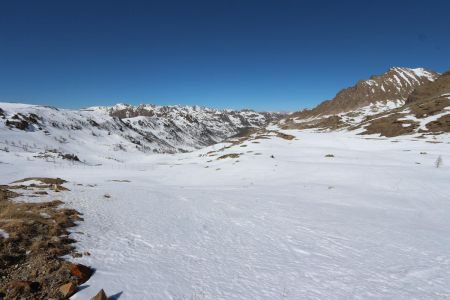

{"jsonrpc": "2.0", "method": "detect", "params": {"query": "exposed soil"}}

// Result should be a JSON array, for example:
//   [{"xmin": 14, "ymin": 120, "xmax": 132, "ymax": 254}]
[
  {"xmin": 360, "ymin": 113, "xmax": 418, "ymax": 137},
  {"xmin": 409, "ymin": 96, "xmax": 450, "ymax": 119},
  {"xmin": 274, "ymin": 132, "xmax": 295, "ymax": 140},
  {"xmin": 282, "ymin": 115, "xmax": 346, "ymax": 131},
  {"xmin": 357, "ymin": 95, "xmax": 450, "ymax": 137},
  {"xmin": 217, "ymin": 153, "xmax": 240, "ymax": 160},
  {"xmin": 426, "ymin": 114, "xmax": 450, "ymax": 133},
  {"xmin": 205, "ymin": 129, "xmax": 295, "ymax": 158},
  {"xmin": 0, "ymin": 179, "xmax": 91, "ymax": 299}
]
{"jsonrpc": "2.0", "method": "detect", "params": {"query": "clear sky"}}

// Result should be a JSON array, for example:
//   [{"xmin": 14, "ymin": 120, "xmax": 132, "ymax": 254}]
[{"xmin": 0, "ymin": 0, "xmax": 449, "ymax": 111}]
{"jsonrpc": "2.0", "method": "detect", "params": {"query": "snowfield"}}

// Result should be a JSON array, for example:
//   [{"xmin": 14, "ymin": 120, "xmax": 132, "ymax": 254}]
[{"xmin": 1, "ymin": 130, "xmax": 450, "ymax": 299}]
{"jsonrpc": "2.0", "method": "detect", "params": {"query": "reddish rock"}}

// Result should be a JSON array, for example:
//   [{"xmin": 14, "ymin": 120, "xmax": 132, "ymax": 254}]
[
  {"xmin": 59, "ymin": 282, "xmax": 77, "ymax": 298},
  {"xmin": 90, "ymin": 289, "xmax": 108, "ymax": 300},
  {"xmin": 70, "ymin": 263, "xmax": 93, "ymax": 284}
]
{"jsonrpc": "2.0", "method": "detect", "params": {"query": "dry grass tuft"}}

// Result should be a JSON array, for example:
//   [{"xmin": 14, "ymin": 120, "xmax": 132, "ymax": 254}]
[
  {"xmin": 11, "ymin": 177, "xmax": 67, "ymax": 185},
  {"xmin": 217, "ymin": 153, "xmax": 240, "ymax": 160},
  {"xmin": 0, "ymin": 179, "xmax": 87, "ymax": 299}
]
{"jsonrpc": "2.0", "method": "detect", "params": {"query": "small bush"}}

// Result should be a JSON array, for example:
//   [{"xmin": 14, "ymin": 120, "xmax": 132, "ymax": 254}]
[{"xmin": 435, "ymin": 155, "xmax": 443, "ymax": 168}]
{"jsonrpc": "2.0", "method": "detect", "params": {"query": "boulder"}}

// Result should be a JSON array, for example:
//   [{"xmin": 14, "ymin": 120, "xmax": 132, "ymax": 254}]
[
  {"xmin": 69, "ymin": 263, "xmax": 93, "ymax": 284},
  {"xmin": 59, "ymin": 282, "xmax": 77, "ymax": 298},
  {"xmin": 91, "ymin": 289, "xmax": 108, "ymax": 300}
]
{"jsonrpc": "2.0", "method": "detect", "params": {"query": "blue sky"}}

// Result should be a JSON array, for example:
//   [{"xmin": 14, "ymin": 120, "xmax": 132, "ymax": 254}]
[{"xmin": 0, "ymin": 0, "xmax": 449, "ymax": 111}]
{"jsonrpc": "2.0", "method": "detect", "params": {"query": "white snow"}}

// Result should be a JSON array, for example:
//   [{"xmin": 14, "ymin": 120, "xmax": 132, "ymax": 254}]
[
  {"xmin": 0, "ymin": 229, "xmax": 9, "ymax": 239},
  {"xmin": 296, "ymin": 100, "xmax": 405, "ymax": 127},
  {"xmin": 399, "ymin": 108, "xmax": 450, "ymax": 131},
  {"xmin": 410, "ymin": 68, "xmax": 439, "ymax": 81},
  {"xmin": 0, "ymin": 102, "xmax": 277, "ymax": 158},
  {"xmin": 393, "ymin": 75, "xmax": 403, "ymax": 86},
  {"xmin": 1, "ymin": 130, "xmax": 450, "ymax": 299}
]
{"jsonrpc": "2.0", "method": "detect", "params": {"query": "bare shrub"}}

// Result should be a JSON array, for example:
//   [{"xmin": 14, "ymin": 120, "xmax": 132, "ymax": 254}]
[{"xmin": 435, "ymin": 155, "xmax": 443, "ymax": 168}]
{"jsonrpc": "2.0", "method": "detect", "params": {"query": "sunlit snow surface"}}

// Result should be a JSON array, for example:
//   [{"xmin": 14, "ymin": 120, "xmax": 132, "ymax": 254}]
[{"xmin": 1, "ymin": 130, "xmax": 450, "ymax": 299}]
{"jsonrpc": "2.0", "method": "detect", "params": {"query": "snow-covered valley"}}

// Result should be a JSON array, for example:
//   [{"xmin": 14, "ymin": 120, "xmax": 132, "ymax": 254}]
[{"xmin": 1, "ymin": 129, "xmax": 449, "ymax": 299}]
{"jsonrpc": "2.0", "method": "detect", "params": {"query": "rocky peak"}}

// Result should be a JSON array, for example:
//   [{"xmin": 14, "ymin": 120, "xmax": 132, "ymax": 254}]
[{"xmin": 292, "ymin": 67, "xmax": 439, "ymax": 118}]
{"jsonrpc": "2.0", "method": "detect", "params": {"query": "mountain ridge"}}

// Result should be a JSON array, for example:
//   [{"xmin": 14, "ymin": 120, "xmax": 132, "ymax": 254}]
[
  {"xmin": 0, "ymin": 102, "xmax": 283, "ymax": 162},
  {"xmin": 281, "ymin": 66, "xmax": 449, "ymax": 136},
  {"xmin": 291, "ymin": 67, "xmax": 439, "ymax": 119}
]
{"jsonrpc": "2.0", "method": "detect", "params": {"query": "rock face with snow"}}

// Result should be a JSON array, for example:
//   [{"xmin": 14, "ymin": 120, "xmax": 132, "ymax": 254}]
[
  {"xmin": 95, "ymin": 104, "xmax": 282, "ymax": 150},
  {"xmin": 360, "ymin": 70, "xmax": 450, "ymax": 136},
  {"xmin": 0, "ymin": 102, "xmax": 282, "ymax": 162},
  {"xmin": 406, "ymin": 70, "xmax": 450, "ymax": 104},
  {"xmin": 293, "ymin": 67, "xmax": 438, "ymax": 118},
  {"xmin": 281, "ymin": 67, "xmax": 449, "ymax": 136}
]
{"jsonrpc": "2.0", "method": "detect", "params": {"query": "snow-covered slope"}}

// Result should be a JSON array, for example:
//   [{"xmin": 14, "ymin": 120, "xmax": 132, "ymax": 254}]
[
  {"xmin": 0, "ymin": 102, "xmax": 282, "ymax": 162},
  {"xmin": 97, "ymin": 103, "xmax": 282, "ymax": 150},
  {"xmin": 0, "ymin": 129, "xmax": 449, "ymax": 299}
]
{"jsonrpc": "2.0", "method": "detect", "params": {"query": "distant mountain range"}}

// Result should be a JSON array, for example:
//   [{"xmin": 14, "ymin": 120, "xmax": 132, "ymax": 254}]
[
  {"xmin": 0, "ymin": 103, "xmax": 282, "ymax": 162},
  {"xmin": 1, "ymin": 66, "xmax": 449, "ymax": 162}
]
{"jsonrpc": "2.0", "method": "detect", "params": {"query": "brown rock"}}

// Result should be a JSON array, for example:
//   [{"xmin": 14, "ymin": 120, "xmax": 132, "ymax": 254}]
[
  {"xmin": 59, "ymin": 282, "xmax": 77, "ymax": 298},
  {"xmin": 70, "ymin": 263, "xmax": 93, "ymax": 284},
  {"xmin": 91, "ymin": 289, "xmax": 108, "ymax": 300}
]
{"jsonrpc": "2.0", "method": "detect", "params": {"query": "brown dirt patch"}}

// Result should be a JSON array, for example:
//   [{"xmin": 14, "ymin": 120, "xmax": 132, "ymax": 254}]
[
  {"xmin": 425, "ymin": 113, "xmax": 450, "ymax": 133},
  {"xmin": 282, "ymin": 115, "xmax": 346, "ymax": 131},
  {"xmin": 275, "ymin": 132, "xmax": 295, "ymax": 140},
  {"xmin": 0, "ymin": 179, "xmax": 91, "ymax": 299},
  {"xmin": 409, "ymin": 97, "xmax": 450, "ymax": 118},
  {"xmin": 217, "ymin": 153, "xmax": 240, "ymax": 160},
  {"xmin": 360, "ymin": 113, "xmax": 418, "ymax": 137},
  {"xmin": 11, "ymin": 177, "xmax": 67, "ymax": 185}
]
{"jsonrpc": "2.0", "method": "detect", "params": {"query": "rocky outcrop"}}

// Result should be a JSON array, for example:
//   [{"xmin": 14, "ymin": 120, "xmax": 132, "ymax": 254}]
[
  {"xmin": 69, "ymin": 263, "xmax": 93, "ymax": 284},
  {"xmin": 59, "ymin": 282, "xmax": 77, "ymax": 298},
  {"xmin": 91, "ymin": 289, "xmax": 108, "ymax": 300}
]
